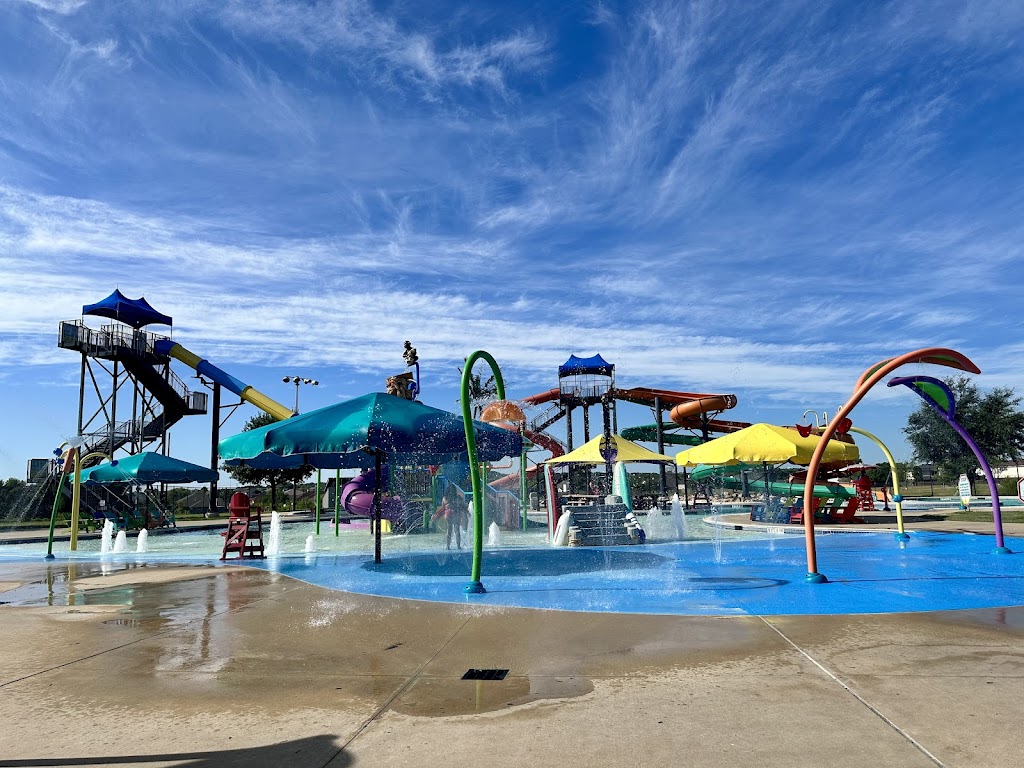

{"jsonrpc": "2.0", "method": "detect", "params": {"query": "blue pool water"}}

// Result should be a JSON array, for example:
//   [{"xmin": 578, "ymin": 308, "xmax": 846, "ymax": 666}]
[
  {"xmin": 252, "ymin": 531, "xmax": 1024, "ymax": 616},
  {"xmin": 5, "ymin": 528, "xmax": 1019, "ymax": 617}
]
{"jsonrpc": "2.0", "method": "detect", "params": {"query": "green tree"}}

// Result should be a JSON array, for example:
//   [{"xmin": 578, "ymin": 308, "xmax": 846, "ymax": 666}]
[
  {"xmin": 221, "ymin": 412, "xmax": 314, "ymax": 510},
  {"xmin": 903, "ymin": 376, "xmax": 1024, "ymax": 492},
  {"xmin": 458, "ymin": 362, "xmax": 497, "ymax": 418},
  {"xmin": 866, "ymin": 462, "xmax": 911, "ymax": 489}
]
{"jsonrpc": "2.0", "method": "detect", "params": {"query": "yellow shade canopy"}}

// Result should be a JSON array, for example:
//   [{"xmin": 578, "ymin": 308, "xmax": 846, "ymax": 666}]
[
  {"xmin": 674, "ymin": 423, "xmax": 859, "ymax": 468},
  {"xmin": 546, "ymin": 434, "xmax": 674, "ymax": 465}
]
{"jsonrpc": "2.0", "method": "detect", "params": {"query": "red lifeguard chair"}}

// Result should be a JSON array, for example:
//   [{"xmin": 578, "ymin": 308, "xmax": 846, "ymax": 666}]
[
  {"xmin": 854, "ymin": 472, "xmax": 876, "ymax": 513},
  {"xmin": 220, "ymin": 492, "xmax": 265, "ymax": 560}
]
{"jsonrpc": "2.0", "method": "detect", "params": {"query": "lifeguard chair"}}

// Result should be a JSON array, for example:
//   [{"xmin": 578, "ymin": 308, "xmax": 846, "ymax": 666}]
[
  {"xmin": 854, "ymin": 473, "xmax": 876, "ymax": 513},
  {"xmin": 220, "ymin": 492, "xmax": 265, "ymax": 560}
]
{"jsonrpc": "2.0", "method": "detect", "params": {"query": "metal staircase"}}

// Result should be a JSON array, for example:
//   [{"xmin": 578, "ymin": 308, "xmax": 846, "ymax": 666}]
[{"xmin": 58, "ymin": 321, "xmax": 207, "ymax": 459}]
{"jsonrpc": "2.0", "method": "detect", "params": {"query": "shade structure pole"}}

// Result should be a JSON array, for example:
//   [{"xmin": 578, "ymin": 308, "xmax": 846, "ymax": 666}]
[
  {"xmin": 373, "ymin": 451, "xmax": 383, "ymax": 564},
  {"xmin": 520, "ymin": 425, "xmax": 528, "ymax": 531},
  {"xmin": 334, "ymin": 469, "xmax": 340, "ymax": 536},
  {"xmin": 209, "ymin": 382, "xmax": 220, "ymax": 519},
  {"xmin": 315, "ymin": 469, "xmax": 321, "ymax": 536},
  {"xmin": 602, "ymin": 404, "xmax": 614, "ymax": 497},
  {"xmin": 654, "ymin": 395, "xmax": 666, "ymax": 499},
  {"xmin": 460, "ymin": 350, "xmax": 507, "ymax": 594}
]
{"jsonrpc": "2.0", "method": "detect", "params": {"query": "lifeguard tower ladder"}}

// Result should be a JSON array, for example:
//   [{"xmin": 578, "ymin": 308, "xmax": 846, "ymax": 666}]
[{"xmin": 221, "ymin": 492, "xmax": 265, "ymax": 560}]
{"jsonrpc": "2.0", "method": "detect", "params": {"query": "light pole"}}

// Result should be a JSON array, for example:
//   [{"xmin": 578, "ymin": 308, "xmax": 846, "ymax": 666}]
[
  {"xmin": 282, "ymin": 376, "xmax": 319, "ymax": 414},
  {"xmin": 282, "ymin": 376, "xmax": 319, "ymax": 511}
]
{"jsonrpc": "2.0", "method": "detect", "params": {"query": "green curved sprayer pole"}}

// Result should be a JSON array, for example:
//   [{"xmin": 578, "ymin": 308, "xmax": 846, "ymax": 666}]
[{"xmin": 461, "ymin": 350, "xmax": 506, "ymax": 594}]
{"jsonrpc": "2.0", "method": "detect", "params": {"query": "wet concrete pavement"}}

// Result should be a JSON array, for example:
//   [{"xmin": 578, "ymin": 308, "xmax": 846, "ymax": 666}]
[{"xmin": 2, "ymin": 560, "xmax": 1023, "ymax": 767}]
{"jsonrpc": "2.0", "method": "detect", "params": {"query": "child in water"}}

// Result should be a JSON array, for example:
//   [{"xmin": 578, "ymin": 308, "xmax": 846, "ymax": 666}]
[{"xmin": 432, "ymin": 499, "xmax": 465, "ymax": 550}]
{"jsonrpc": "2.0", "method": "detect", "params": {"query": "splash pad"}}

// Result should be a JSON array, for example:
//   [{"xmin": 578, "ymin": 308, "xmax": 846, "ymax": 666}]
[{"xmin": 4, "ymin": 518, "xmax": 1023, "ymax": 617}]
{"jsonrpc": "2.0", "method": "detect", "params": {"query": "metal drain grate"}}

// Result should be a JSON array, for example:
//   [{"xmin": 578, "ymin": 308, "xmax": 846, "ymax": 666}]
[{"xmin": 462, "ymin": 668, "xmax": 509, "ymax": 681}]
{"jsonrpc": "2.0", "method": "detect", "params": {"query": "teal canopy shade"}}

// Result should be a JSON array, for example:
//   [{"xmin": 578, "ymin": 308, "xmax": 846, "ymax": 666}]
[
  {"xmin": 219, "ymin": 392, "xmax": 522, "ymax": 468},
  {"xmin": 79, "ymin": 452, "xmax": 218, "ymax": 484},
  {"xmin": 82, "ymin": 289, "xmax": 172, "ymax": 328}
]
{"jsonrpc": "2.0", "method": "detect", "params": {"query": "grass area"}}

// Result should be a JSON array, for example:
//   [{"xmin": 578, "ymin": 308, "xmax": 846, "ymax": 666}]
[
  {"xmin": 1, "ymin": 512, "xmax": 219, "ymax": 531},
  {"xmin": 944, "ymin": 509, "xmax": 1024, "ymax": 524},
  {"xmin": 0, "ymin": 519, "xmax": 57, "ymax": 530},
  {"xmin": 902, "ymin": 484, "xmax": 959, "ymax": 497}
]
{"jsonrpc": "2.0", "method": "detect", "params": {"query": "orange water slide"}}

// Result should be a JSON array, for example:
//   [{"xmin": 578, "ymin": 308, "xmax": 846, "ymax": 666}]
[
  {"xmin": 611, "ymin": 387, "xmax": 745, "ymax": 432},
  {"xmin": 521, "ymin": 388, "xmax": 560, "ymax": 405}
]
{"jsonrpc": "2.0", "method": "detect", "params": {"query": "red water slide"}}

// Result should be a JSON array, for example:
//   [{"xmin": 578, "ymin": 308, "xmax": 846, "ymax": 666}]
[
  {"xmin": 521, "ymin": 388, "xmax": 560, "ymax": 405},
  {"xmin": 488, "ymin": 391, "xmax": 567, "ymax": 491}
]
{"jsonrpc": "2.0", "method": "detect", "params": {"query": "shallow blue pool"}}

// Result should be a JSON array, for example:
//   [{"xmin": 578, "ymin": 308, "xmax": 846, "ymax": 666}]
[
  {"xmin": 5, "ymin": 529, "xmax": 1022, "ymax": 617},
  {"xmin": 253, "ymin": 532, "xmax": 1024, "ymax": 616}
]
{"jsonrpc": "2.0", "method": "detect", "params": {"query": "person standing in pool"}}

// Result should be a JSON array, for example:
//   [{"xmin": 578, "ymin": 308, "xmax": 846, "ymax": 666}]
[{"xmin": 432, "ymin": 499, "xmax": 466, "ymax": 550}]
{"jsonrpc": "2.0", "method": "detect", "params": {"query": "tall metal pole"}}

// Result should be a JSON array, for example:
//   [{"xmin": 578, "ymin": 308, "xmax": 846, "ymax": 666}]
[
  {"xmin": 654, "ymin": 396, "xmax": 666, "ymax": 498},
  {"xmin": 334, "ymin": 468, "xmax": 340, "ymax": 536},
  {"xmin": 373, "ymin": 451, "xmax": 383, "ymax": 564},
  {"xmin": 209, "ymin": 382, "xmax": 220, "ymax": 519},
  {"xmin": 315, "ymin": 469, "xmax": 321, "ymax": 535},
  {"xmin": 77, "ymin": 353, "xmax": 86, "ymax": 436},
  {"xmin": 109, "ymin": 360, "xmax": 119, "ymax": 458},
  {"xmin": 602, "ymin": 402, "xmax": 614, "ymax": 496},
  {"xmin": 519, "ymin": 425, "xmax": 528, "ymax": 531}
]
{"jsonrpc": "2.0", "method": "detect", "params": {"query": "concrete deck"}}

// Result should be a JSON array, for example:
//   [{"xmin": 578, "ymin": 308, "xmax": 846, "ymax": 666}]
[{"xmin": 2, "ymin": 557, "xmax": 1023, "ymax": 767}]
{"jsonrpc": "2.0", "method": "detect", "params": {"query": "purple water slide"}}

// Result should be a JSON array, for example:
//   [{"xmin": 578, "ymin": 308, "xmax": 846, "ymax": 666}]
[{"xmin": 340, "ymin": 467, "xmax": 403, "ymax": 521}]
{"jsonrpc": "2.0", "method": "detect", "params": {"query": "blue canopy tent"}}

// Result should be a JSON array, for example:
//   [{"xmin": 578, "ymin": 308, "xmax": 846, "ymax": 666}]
[
  {"xmin": 82, "ymin": 289, "xmax": 172, "ymax": 328},
  {"xmin": 558, "ymin": 353, "xmax": 615, "ymax": 378}
]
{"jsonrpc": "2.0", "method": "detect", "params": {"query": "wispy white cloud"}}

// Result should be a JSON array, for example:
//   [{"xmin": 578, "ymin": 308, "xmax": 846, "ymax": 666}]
[
  {"xmin": 2, "ymin": 0, "xmax": 1023, "ymax": 476},
  {"xmin": 14, "ymin": 0, "xmax": 89, "ymax": 14},
  {"xmin": 213, "ymin": 0, "xmax": 548, "ymax": 98}
]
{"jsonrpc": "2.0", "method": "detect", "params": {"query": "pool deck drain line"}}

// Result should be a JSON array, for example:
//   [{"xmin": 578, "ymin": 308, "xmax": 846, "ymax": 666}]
[
  {"xmin": 758, "ymin": 616, "xmax": 945, "ymax": 767},
  {"xmin": 331, "ymin": 615, "xmax": 475, "ymax": 765}
]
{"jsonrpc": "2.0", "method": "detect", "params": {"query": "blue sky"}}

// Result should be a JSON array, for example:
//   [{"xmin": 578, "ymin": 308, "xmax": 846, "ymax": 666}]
[{"xmin": 2, "ymin": 0, "xmax": 1023, "ymax": 481}]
